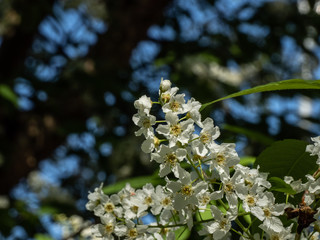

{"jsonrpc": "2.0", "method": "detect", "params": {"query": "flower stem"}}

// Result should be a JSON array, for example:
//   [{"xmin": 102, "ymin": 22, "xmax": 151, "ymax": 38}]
[
  {"xmin": 235, "ymin": 218, "xmax": 255, "ymax": 240},
  {"xmin": 187, "ymin": 155, "xmax": 205, "ymax": 181}
]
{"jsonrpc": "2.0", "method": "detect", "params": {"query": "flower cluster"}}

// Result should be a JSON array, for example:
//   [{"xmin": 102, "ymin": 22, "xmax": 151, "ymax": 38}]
[{"xmin": 86, "ymin": 79, "xmax": 320, "ymax": 240}]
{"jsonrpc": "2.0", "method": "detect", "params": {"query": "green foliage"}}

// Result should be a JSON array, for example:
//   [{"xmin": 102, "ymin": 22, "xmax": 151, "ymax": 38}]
[
  {"xmin": 0, "ymin": 209, "xmax": 15, "ymax": 236},
  {"xmin": 0, "ymin": 84, "xmax": 18, "ymax": 107},
  {"xmin": 268, "ymin": 177, "xmax": 296, "ymax": 195},
  {"xmin": 239, "ymin": 156, "xmax": 256, "ymax": 166},
  {"xmin": 34, "ymin": 234, "xmax": 54, "ymax": 240},
  {"xmin": 254, "ymin": 139, "xmax": 318, "ymax": 181},
  {"xmin": 223, "ymin": 124, "xmax": 274, "ymax": 146},
  {"xmin": 201, "ymin": 79, "xmax": 320, "ymax": 111},
  {"xmin": 196, "ymin": 204, "xmax": 212, "ymax": 221},
  {"xmin": 37, "ymin": 205, "xmax": 60, "ymax": 215},
  {"xmin": 175, "ymin": 226, "xmax": 190, "ymax": 240},
  {"xmin": 103, "ymin": 175, "xmax": 165, "ymax": 195}
]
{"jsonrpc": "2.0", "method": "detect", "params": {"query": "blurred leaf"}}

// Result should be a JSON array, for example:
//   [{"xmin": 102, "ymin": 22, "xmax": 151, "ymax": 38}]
[
  {"xmin": 223, "ymin": 124, "xmax": 274, "ymax": 145},
  {"xmin": 239, "ymin": 156, "xmax": 256, "ymax": 166},
  {"xmin": 0, "ymin": 209, "xmax": 15, "ymax": 236},
  {"xmin": 103, "ymin": 175, "xmax": 165, "ymax": 195},
  {"xmin": 175, "ymin": 226, "xmax": 190, "ymax": 240},
  {"xmin": 268, "ymin": 177, "xmax": 296, "ymax": 194},
  {"xmin": 238, "ymin": 203, "xmax": 251, "ymax": 225},
  {"xmin": 201, "ymin": 79, "xmax": 320, "ymax": 111},
  {"xmin": 196, "ymin": 204, "xmax": 212, "ymax": 221},
  {"xmin": 34, "ymin": 233, "xmax": 54, "ymax": 240},
  {"xmin": 254, "ymin": 139, "xmax": 318, "ymax": 180},
  {"xmin": 37, "ymin": 205, "xmax": 59, "ymax": 215},
  {"xmin": 154, "ymin": 51, "xmax": 175, "ymax": 66},
  {"xmin": 0, "ymin": 84, "xmax": 18, "ymax": 107}
]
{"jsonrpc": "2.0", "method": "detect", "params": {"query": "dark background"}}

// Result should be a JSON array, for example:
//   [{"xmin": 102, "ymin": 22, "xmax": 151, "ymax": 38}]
[{"xmin": 0, "ymin": 0, "xmax": 320, "ymax": 239}]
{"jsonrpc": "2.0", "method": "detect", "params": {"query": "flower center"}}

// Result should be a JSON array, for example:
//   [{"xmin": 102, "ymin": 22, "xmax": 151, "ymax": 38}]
[
  {"xmin": 104, "ymin": 202, "xmax": 115, "ymax": 213},
  {"xmin": 144, "ymin": 196, "xmax": 153, "ymax": 205},
  {"xmin": 161, "ymin": 197, "xmax": 172, "ymax": 206},
  {"xmin": 170, "ymin": 100, "xmax": 180, "ymax": 112},
  {"xmin": 142, "ymin": 118, "xmax": 151, "ymax": 128},
  {"xmin": 193, "ymin": 154, "xmax": 203, "ymax": 162},
  {"xmin": 263, "ymin": 208, "xmax": 272, "ymax": 218},
  {"xmin": 270, "ymin": 235, "xmax": 280, "ymax": 240},
  {"xmin": 161, "ymin": 93, "xmax": 171, "ymax": 104},
  {"xmin": 219, "ymin": 217, "xmax": 228, "ymax": 229},
  {"xmin": 199, "ymin": 195, "xmax": 210, "ymax": 205},
  {"xmin": 224, "ymin": 182, "xmax": 234, "ymax": 193},
  {"xmin": 131, "ymin": 205, "xmax": 139, "ymax": 214},
  {"xmin": 216, "ymin": 154, "xmax": 226, "ymax": 165},
  {"xmin": 244, "ymin": 179, "xmax": 253, "ymax": 188},
  {"xmin": 128, "ymin": 228, "xmax": 138, "ymax": 238},
  {"xmin": 170, "ymin": 124, "xmax": 182, "ymax": 136},
  {"xmin": 200, "ymin": 132, "xmax": 210, "ymax": 144},
  {"xmin": 246, "ymin": 195, "xmax": 256, "ymax": 206},
  {"xmin": 181, "ymin": 185, "xmax": 193, "ymax": 196},
  {"xmin": 105, "ymin": 223, "xmax": 114, "ymax": 234},
  {"xmin": 165, "ymin": 153, "xmax": 178, "ymax": 166}
]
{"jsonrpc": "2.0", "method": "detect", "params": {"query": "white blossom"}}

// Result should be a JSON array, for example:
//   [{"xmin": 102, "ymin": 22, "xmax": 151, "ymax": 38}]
[
  {"xmin": 151, "ymin": 145, "xmax": 187, "ymax": 178},
  {"xmin": 283, "ymin": 176, "xmax": 306, "ymax": 193},
  {"xmin": 199, "ymin": 205, "xmax": 237, "ymax": 240},
  {"xmin": 114, "ymin": 220, "xmax": 148, "ymax": 240},
  {"xmin": 257, "ymin": 192, "xmax": 286, "ymax": 233},
  {"xmin": 93, "ymin": 193, "xmax": 122, "ymax": 218},
  {"xmin": 123, "ymin": 193, "xmax": 148, "ymax": 220},
  {"xmin": 259, "ymin": 223, "xmax": 294, "ymax": 240},
  {"xmin": 198, "ymin": 118, "xmax": 220, "ymax": 147},
  {"xmin": 188, "ymin": 139, "xmax": 210, "ymax": 164},
  {"xmin": 91, "ymin": 214, "xmax": 117, "ymax": 240},
  {"xmin": 159, "ymin": 86, "xmax": 179, "ymax": 105},
  {"xmin": 306, "ymin": 136, "xmax": 320, "ymax": 164},
  {"xmin": 134, "ymin": 95, "xmax": 152, "ymax": 115},
  {"xmin": 235, "ymin": 164, "xmax": 271, "ymax": 190},
  {"xmin": 162, "ymin": 93, "xmax": 187, "ymax": 115},
  {"xmin": 207, "ymin": 143, "xmax": 240, "ymax": 175},
  {"xmin": 132, "ymin": 113, "xmax": 156, "ymax": 138},
  {"xmin": 184, "ymin": 98, "xmax": 203, "ymax": 127},
  {"xmin": 211, "ymin": 171, "xmax": 242, "ymax": 211},
  {"xmin": 166, "ymin": 171, "xmax": 207, "ymax": 211},
  {"xmin": 150, "ymin": 185, "xmax": 174, "ymax": 215},
  {"xmin": 156, "ymin": 112, "xmax": 194, "ymax": 147},
  {"xmin": 236, "ymin": 183, "xmax": 266, "ymax": 218},
  {"xmin": 86, "ymin": 183, "xmax": 105, "ymax": 212}
]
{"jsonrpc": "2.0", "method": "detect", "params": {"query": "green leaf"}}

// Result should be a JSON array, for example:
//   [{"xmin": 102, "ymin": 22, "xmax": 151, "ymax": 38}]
[
  {"xmin": 34, "ymin": 234, "xmax": 54, "ymax": 240},
  {"xmin": 223, "ymin": 124, "xmax": 274, "ymax": 146},
  {"xmin": 239, "ymin": 156, "xmax": 256, "ymax": 166},
  {"xmin": 103, "ymin": 175, "xmax": 165, "ymax": 195},
  {"xmin": 37, "ymin": 205, "xmax": 59, "ymax": 215},
  {"xmin": 238, "ymin": 203, "xmax": 251, "ymax": 225},
  {"xmin": 268, "ymin": 177, "xmax": 296, "ymax": 194},
  {"xmin": 254, "ymin": 139, "xmax": 318, "ymax": 181},
  {"xmin": 175, "ymin": 226, "xmax": 190, "ymax": 240},
  {"xmin": 196, "ymin": 204, "xmax": 212, "ymax": 221},
  {"xmin": 201, "ymin": 79, "xmax": 320, "ymax": 111},
  {"xmin": 0, "ymin": 84, "xmax": 18, "ymax": 107}
]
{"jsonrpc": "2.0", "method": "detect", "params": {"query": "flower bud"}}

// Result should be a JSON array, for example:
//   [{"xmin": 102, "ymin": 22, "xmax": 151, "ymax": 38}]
[{"xmin": 160, "ymin": 79, "xmax": 171, "ymax": 92}]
